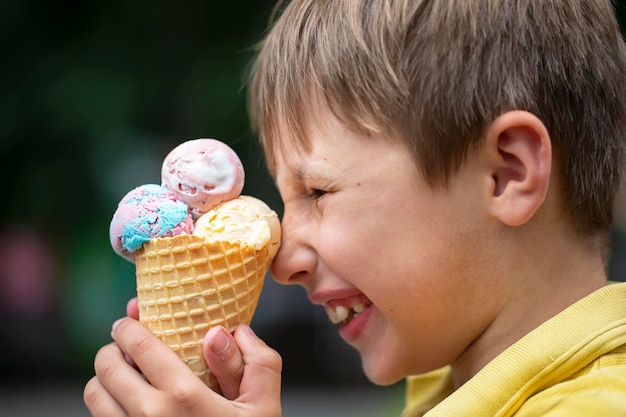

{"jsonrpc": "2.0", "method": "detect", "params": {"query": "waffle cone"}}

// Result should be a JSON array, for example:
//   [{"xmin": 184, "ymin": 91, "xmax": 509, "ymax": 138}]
[{"xmin": 134, "ymin": 233, "xmax": 270, "ymax": 392}]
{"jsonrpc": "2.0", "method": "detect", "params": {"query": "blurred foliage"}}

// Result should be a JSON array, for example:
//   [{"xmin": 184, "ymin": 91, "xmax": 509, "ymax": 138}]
[
  {"xmin": 0, "ymin": 0, "xmax": 286, "ymax": 380},
  {"xmin": 0, "ymin": 0, "xmax": 279, "ymax": 227}
]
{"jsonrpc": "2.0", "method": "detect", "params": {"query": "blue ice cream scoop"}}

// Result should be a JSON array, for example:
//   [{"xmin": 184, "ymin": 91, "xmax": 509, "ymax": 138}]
[{"xmin": 109, "ymin": 184, "xmax": 194, "ymax": 262}]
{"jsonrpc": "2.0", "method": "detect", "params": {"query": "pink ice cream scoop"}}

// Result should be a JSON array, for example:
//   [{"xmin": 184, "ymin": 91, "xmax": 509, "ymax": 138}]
[
  {"xmin": 109, "ymin": 184, "xmax": 194, "ymax": 262},
  {"xmin": 161, "ymin": 138, "xmax": 245, "ymax": 215}
]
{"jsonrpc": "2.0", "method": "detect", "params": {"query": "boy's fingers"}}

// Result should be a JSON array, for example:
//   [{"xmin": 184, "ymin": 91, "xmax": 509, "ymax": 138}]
[
  {"xmin": 234, "ymin": 324, "xmax": 282, "ymax": 413},
  {"xmin": 91, "ymin": 342, "xmax": 154, "ymax": 414},
  {"xmin": 126, "ymin": 297, "xmax": 139, "ymax": 319},
  {"xmin": 93, "ymin": 319, "xmax": 281, "ymax": 416},
  {"xmin": 84, "ymin": 375, "xmax": 128, "ymax": 417},
  {"xmin": 111, "ymin": 318, "xmax": 205, "ymax": 393},
  {"xmin": 204, "ymin": 326, "xmax": 245, "ymax": 400}
]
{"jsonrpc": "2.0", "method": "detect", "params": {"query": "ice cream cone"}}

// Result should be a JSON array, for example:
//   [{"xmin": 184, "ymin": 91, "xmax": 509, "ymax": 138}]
[{"xmin": 134, "ymin": 233, "xmax": 270, "ymax": 392}]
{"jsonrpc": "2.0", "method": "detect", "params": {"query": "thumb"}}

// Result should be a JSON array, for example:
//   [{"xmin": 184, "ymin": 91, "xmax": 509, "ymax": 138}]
[
  {"xmin": 233, "ymin": 324, "xmax": 282, "ymax": 413},
  {"xmin": 203, "ymin": 326, "xmax": 244, "ymax": 400}
]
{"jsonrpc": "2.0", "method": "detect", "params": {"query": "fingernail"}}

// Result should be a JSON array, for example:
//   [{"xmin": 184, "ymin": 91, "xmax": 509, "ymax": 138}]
[
  {"xmin": 210, "ymin": 327, "xmax": 230, "ymax": 357},
  {"xmin": 111, "ymin": 318, "xmax": 125, "ymax": 337},
  {"xmin": 242, "ymin": 324, "xmax": 258, "ymax": 340}
]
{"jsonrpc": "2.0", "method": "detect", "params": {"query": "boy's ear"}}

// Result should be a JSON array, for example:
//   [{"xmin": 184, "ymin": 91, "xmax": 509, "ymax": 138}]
[{"xmin": 485, "ymin": 111, "xmax": 552, "ymax": 226}]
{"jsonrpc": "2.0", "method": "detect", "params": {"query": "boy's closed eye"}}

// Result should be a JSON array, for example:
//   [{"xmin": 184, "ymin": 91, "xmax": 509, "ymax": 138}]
[{"xmin": 306, "ymin": 188, "xmax": 327, "ymax": 200}]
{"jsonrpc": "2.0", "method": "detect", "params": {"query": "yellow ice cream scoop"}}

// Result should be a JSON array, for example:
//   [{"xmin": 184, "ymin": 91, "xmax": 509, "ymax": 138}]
[{"xmin": 194, "ymin": 195, "xmax": 281, "ymax": 258}]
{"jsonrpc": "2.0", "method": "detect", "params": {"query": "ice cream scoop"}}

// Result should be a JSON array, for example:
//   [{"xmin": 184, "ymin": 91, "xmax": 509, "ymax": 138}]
[
  {"xmin": 161, "ymin": 138, "xmax": 245, "ymax": 215},
  {"xmin": 194, "ymin": 195, "xmax": 281, "ymax": 258},
  {"xmin": 109, "ymin": 184, "xmax": 194, "ymax": 262}
]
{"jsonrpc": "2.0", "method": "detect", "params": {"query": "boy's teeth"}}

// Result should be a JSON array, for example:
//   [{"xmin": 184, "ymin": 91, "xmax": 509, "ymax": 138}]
[
  {"xmin": 329, "ymin": 305, "xmax": 349, "ymax": 324},
  {"xmin": 326, "ymin": 305, "xmax": 349, "ymax": 324},
  {"xmin": 353, "ymin": 304, "xmax": 366, "ymax": 314},
  {"xmin": 326, "ymin": 303, "xmax": 369, "ymax": 324}
]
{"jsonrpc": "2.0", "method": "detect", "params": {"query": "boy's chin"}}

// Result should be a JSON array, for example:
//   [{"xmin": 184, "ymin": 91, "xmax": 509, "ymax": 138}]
[{"xmin": 360, "ymin": 355, "xmax": 406, "ymax": 386}]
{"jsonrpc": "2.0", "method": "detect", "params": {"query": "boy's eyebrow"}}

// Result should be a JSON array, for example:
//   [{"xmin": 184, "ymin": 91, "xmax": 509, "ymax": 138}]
[
  {"xmin": 274, "ymin": 164, "xmax": 306, "ymax": 188},
  {"xmin": 291, "ymin": 163, "xmax": 317, "ymax": 181},
  {"xmin": 296, "ymin": 164, "xmax": 330, "ymax": 182},
  {"xmin": 277, "ymin": 165, "xmax": 326, "ymax": 185}
]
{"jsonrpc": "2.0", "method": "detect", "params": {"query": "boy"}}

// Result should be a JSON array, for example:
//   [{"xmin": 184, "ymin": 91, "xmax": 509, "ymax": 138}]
[{"xmin": 84, "ymin": 0, "xmax": 626, "ymax": 415}]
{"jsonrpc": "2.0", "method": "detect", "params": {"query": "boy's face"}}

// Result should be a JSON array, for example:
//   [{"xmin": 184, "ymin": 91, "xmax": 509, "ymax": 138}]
[{"xmin": 271, "ymin": 107, "xmax": 503, "ymax": 384}]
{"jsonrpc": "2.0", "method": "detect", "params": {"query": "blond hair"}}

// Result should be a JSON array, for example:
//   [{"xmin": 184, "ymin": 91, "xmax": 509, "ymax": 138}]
[{"xmin": 248, "ymin": 0, "xmax": 626, "ymax": 239}]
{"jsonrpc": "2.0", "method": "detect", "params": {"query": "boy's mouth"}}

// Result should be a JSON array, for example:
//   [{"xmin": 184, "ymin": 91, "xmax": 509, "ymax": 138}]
[{"xmin": 325, "ymin": 296, "xmax": 373, "ymax": 325}]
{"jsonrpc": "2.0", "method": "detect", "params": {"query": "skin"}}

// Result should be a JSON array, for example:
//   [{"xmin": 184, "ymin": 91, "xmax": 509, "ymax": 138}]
[
  {"xmin": 273, "ymin": 114, "xmax": 500, "ymax": 384},
  {"xmin": 84, "ymin": 299, "xmax": 282, "ymax": 417},
  {"xmin": 84, "ymin": 107, "xmax": 608, "ymax": 415}
]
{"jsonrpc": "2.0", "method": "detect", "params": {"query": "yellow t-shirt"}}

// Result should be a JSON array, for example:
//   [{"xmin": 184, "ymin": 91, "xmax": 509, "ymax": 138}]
[{"xmin": 402, "ymin": 282, "xmax": 626, "ymax": 416}]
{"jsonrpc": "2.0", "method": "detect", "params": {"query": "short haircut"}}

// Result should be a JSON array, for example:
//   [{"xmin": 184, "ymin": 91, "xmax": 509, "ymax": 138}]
[{"xmin": 248, "ymin": 0, "xmax": 626, "ymax": 242}]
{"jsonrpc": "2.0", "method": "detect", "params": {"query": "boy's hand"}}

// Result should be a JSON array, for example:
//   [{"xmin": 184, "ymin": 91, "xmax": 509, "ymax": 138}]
[
  {"xmin": 124, "ymin": 297, "xmax": 247, "ymax": 399},
  {"xmin": 84, "ymin": 309, "xmax": 282, "ymax": 417}
]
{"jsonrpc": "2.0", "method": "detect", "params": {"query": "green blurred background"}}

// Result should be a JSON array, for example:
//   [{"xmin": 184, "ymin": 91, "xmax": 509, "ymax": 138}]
[
  {"xmin": 0, "ymin": 0, "xmax": 371, "ymax": 388},
  {"xmin": 0, "ymin": 0, "xmax": 625, "ymax": 399}
]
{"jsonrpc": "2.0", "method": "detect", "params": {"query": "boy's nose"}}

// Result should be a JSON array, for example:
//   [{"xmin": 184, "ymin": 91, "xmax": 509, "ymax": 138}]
[{"xmin": 270, "ymin": 211, "xmax": 317, "ymax": 286}]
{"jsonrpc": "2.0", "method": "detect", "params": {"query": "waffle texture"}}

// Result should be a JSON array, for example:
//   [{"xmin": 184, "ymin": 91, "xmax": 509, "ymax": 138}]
[{"xmin": 135, "ymin": 233, "xmax": 270, "ymax": 392}]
